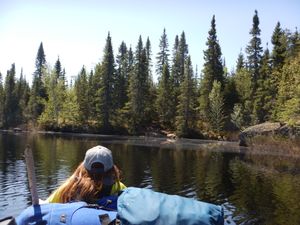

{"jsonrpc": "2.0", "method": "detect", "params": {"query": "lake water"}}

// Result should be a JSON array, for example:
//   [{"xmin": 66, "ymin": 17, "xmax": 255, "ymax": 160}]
[{"xmin": 0, "ymin": 132, "xmax": 299, "ymax": 224}]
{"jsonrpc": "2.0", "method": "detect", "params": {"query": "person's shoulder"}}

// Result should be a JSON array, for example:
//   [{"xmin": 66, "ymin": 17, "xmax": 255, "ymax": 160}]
[{"xmin": 111, "ymin": 181, "xmax": 127, "ymax": 194}]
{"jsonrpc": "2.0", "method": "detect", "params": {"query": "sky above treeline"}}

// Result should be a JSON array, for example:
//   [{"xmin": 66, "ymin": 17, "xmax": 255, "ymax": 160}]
[{"xmin": 0, "ymin": 0, "xmax": 299, "ymax": 84}]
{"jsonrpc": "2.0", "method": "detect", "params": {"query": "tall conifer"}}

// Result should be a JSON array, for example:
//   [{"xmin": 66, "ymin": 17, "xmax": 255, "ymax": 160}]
[
  {"xmin": 3, "ymin": 64, "xmax": 18, "ymax": 127},
  {"xmin": 28, "ymin": 42, "xmax": 47, "ymax": 121},
  {"xmin": 246, "ymin": 10, "xmax": 263, "ymax": 96},
  {"xmin": 176, "ymin": 56, "xmax": 197, "ymax": 137},
  {"xmin": 95, "ymin": 33, "xmax": 116, "ymax": 132},
  {"xmin": 0, "ymin": 72, "xmax": 3, "ymax": 127},
  {"xmin": 127, "ymin": 36, "xmax": 151, "ymax": 133},
  {"xmin": 199, "ymin": 15, "xmax": 224, "ymax": 118},
  {"xmin": 156, "ymin": 28, "xmax": 170, "ymax": 77}
]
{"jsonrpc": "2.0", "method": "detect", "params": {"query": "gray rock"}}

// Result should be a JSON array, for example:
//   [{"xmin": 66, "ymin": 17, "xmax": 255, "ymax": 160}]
[{"xmin": 238, "ymin": 122, "xmax": 298, "ymax": 146}]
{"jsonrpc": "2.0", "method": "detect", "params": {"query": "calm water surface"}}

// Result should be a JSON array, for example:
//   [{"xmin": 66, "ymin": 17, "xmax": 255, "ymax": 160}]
[{"xmin": 0, "ymin": 132, "xmax": 300, "ymax": 225}]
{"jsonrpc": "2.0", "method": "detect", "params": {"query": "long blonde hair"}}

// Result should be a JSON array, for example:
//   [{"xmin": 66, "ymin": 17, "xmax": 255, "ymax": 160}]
[{"xmin": 58, "ymin": 162, "xmax": 121, "ymax": 203}]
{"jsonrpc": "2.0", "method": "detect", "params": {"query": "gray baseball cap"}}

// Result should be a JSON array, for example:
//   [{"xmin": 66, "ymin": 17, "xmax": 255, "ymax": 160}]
[{"xmin": 83, "ymin": 145, "xmax": 113, "ymax": 173}]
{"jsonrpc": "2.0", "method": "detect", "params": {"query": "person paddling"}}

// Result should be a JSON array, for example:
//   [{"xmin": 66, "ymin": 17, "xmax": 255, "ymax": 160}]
[{"xmin": 46, "ymin": 145, "xmax": 126, "ymax": 203}]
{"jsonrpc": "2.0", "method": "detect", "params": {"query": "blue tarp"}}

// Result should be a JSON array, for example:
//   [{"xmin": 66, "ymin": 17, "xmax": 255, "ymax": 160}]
[{"xmin": 118, "ymin": 187, "xmax": 224, "ymax": 225}]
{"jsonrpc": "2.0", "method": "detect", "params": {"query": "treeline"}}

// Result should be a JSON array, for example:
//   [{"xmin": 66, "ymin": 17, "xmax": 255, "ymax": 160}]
[{"xmin": 0, "ymin": 10, "xmax": 299, "ymax": 137}]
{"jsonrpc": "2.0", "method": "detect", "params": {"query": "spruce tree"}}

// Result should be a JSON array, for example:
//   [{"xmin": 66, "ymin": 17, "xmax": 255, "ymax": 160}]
[
  {"xmin": 60, "ymin": 86, "xmax": 80, "ymax": 128},
  {"xmin": 156, "ymin": 28, "xmax": 170, "ymax": 77},
  {"xmin": 115, "ymin": 41, "xmax": 129, "ymax": 111},
  {"xmin": 75, "ymin": 67, "xmax": 90, "ymax": 125},
  {"xmin": 236, "ymin": 51, "xmax": 245, "ymax": 71},
  {"xmin": 27, "ymin": 42, "xmax": 47, "ymax": 121},
  {"xmin": 95, "ymin": 33, "xmax": 116, "ymax": 132},
  {"xmin": 127, "ymin": 36, "xmax": 151, "ymax": 133},
  {"xmin": 3, "ymin": 64, "xmax": 18, "ymax": 127},
  {"xmin": 54, "ymin": 57, "xmax": 62, "ymax": 80},
  {"xmin": 276, "ymin": 52, "xmax": 300, "ymax": 124},
  {"xmin": 246, "ymin": 10, "xmax": 263, "ymax": 96},
  {"xmin": 15, "ymin": 69, "xmax": 30, "ymax": 124},
  {"xmin": 176, "ymin": 56, "xmax": 197, "ymax": 137},
  {"xmin": 179, "ymin": 32, "xmax": 189, "ymax": 83},
  {"xmin": 271, "ymin": 22, "xmax": 286, "ymax": 69},
  {"xmin": 170, "ymin": 35, "xmax": 181, "ymax": 123},
  {"xmin": 39, "ymin": 68, "xmax": 66, "ymax": 129},
  {"xmin": 252, "ymin": 48, "xmax": 272, "ymax": 123},
  {"xmin": 199, "ymin": 15, "xmax": 224, "ymax": 118},
  {"xmin": 156, "ymin": 64, "xmax": 173, "ymax": 128},
  {"xmin": 0, "ymin": 72, "xmax": 3, "ymax": 127},
  {"xmin": 209, "ymin": 80, "xmax": 225, "ymax": 132}
]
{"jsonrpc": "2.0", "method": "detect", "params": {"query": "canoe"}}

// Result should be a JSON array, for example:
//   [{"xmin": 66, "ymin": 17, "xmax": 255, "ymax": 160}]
[{"xmin": 6, "ymin": 187, "xmax": 224, "ymax": 225}]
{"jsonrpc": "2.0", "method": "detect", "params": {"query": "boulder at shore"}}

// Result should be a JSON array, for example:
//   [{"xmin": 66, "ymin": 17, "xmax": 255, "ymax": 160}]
[{"xmin": 239, "ymin": 122, "xmax": 299, "ymax": 146}]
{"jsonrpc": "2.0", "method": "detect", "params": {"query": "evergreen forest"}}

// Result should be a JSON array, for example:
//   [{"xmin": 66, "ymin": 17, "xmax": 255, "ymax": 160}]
[{"xmin": 1, "ymin": 11, "xmax": 299, "ymax": 138}]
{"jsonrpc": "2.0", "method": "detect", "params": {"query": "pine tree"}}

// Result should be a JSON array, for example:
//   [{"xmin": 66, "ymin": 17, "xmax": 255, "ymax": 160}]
[
  {"xmin": 15, "ymin": 69, "xmax": 30, "ymax": 124},
  {"xmin": 145, "ymin": 37, "xmax": 157, "ymax": 124},
  {"xmin": 156, "ymin": 28, "xmax": 170, "ymax": 77},
  {"xmin": 27, "ymin": 42, "xmax": 48, "ymax": 121},
  {"xmin": 39, "ymin": 68, "xmax": 66, "ymax": 129},
  {"xmin": 276, "ymin": 52, "xmax": 300, "ymax": 124},
  {"xmin": 199, "ymin": 15, "xmax": 224, "ymax": 118},
  {"xmin": 246, "ymin": 10, "xmax": 263, "ymax": 96},
  {"xmin": 176, "ymin": 56, "xmax": 197, "ymax": 137},
  {"xmin": 169, "ymin": 35, "xmax": 181, "ymax": 124},
  {"xmin": 87, "ymin": 69, "xmax": 96, "ymax": 119},
  {"xmin": 75, "ymin": 66, "xmax": 90, "ymax": 125},
  {"xmin": 54, "ymin": 57, "xmax": 62, "ymax": 80},
  {"xmin": 115, "ymin": 41, "xmax": 129, "ymax": 111},
  {"xmin": 156, "ymin": 64, "xmax": 173, "ymax": 128},
  {"xmin": 233, "ymin": 68, "xmax": 252, "ymax": 126},
  {"xmin": 60, "ymin": 86, "xmax": 80, "ymax": 128},
  {"xmin": 127, "ymin": 36, "xmax": 151, "ymax": 133},
  {"xmin": 0, "ymin": 72, "xmax": 4, "ymax": 127},
  {"xmin": 95, "ymin": 33, "xmax": 116, "ymax": 132},
  {"xmin": 179, "ymin": 32, "xmax": 189, "ymax": 83},
  {"xmin": 271, "ymin": 22, "xmax": 286, "ymax": 69},
  {"xmin": 209, "ymin": 80, "xmax": 225, "ymax": 132},
  {"xmin": 3, "ymin": 64, "xmax": 18, "ymax": 127},
  {"xmin": 252, "ymin": 48, "xmax": 272, "ymax": 123},
  {"xmin": 236, "ymin": 51, "xmax": 245, "ymax": 71}
]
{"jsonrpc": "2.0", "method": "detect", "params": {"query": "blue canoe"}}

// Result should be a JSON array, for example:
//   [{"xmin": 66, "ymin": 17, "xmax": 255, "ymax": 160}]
[{"xmin": 8, "ymin": 187, "xmax": 224, "ymax": 225}]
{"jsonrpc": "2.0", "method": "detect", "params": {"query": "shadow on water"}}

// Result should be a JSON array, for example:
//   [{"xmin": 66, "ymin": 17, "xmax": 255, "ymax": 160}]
[{"xmin": 0, "ymin": 132, "xmax": 299, "ymax": 225}]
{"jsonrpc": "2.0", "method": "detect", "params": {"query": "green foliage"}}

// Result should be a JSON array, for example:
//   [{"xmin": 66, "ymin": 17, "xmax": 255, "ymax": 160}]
[
  {"xmin": 199, "ymin": 15, "xmax": 224, "ymax": 119},
  {"xmin": 252, "ymin": 48, "xmax": 272, "ymax": 123},
  {"xmin": 15, "ymin": 70, "xmax": 30, "ymax": 124},
  {"xmin": 231, "ymin": 104, "xmax": 244, "ymax": 130},
  {"xmin": 127, "ymin": 36, "xmax": 152, "ymax": 134},
  {"xmin": 0, "ymin": 72, "xmax": 4, "ymax": 127},
  {"xmin": 276, "ymin": 53, "xmax": 300, "ymax": 124},
  {"xmin": 3, "ymin": 64, "xmax": 18, "ymax": 128},
  {"xmin": 176, "ymin": 56, "xmax": 197, "ymax": 137},
  {"xmin": 246, "ymin": 10, "xmax": 263, "ymax": 95},
  {"xmin": 94, "ymin": 33, "xmax": 116, "ymax": 132},
  {"xmin": 208, "ymin": 80, "xmax": 225, "ymax": 132},
  {"xmin": 38, "ymin": 69, "xmax": 66, "ymax": 128},
  {"xmin": 271, "ymin": 22, "xmax": 286, "ymax": 69},
  {"xmin": 156, "ymin": 64, "xmax": 173, "ymax": 128},
  {"xmin": 1, "ymin": 15, "xmax": 300, "ymax": 137},
  {"xmin": 74, "ymin": 67, "xmax": 90, "ymax": 124},
  {"xmin": 233, "ymin": 68, "xmax": 252, "ymax": 126},
  {"xmin": 27, "ymin": 42, "xmax": 48, "ymax": 122},
  {"xmin": 115, "ymin": 41, "xmax": 129, "ymax": 112},
  {"xmin": 156, "ymin": 28, "xmax": 170, "ymax": 76}
]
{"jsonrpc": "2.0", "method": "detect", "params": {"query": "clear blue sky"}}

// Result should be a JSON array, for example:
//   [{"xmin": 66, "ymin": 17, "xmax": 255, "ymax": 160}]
[{"xmin": 0, "ymin": 0, "xmax": 299, "ymax": 84}]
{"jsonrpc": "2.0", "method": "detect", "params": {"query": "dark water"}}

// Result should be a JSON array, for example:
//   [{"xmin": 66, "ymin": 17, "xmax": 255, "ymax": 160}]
[{"xmin": 0, "ymin": 132, "xmax": 300, "ymax": 225}]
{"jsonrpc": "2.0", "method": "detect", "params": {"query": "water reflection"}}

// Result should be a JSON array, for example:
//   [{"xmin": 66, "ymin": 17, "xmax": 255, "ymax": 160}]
[{"xmin": 0, "ymin": 132, "xmax": 299, "ymax": 225}]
